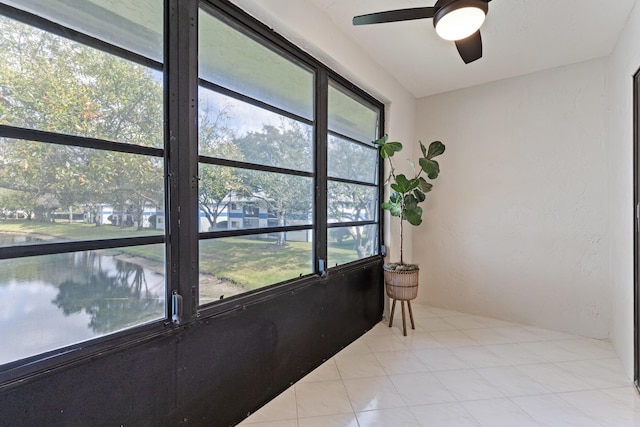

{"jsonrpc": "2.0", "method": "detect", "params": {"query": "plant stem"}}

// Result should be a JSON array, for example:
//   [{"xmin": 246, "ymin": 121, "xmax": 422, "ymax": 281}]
[
  {"xmin": 388, "ymin": 156, "xmax": 405, "ymax": 265},
  {"xmin": 400, "ymin": 212, "xmax": 404, "ymax": 264}
]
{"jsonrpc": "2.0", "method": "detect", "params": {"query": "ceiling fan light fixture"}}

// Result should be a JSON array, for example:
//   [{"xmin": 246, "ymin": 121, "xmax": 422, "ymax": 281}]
[{"xmin": 434, "ymin": 0, "xmax": 488, "ymax": 41}]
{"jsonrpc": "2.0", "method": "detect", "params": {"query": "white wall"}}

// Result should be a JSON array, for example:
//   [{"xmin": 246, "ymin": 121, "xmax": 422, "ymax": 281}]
[
  {"xmin": 231, "ymin": 0, "xmax": 417, "ymax": 265},
  {"xmin": 414, "ymin": 59, "xmax": 611, "ymax": 338},
  {"xmin": 607, "ymin": 1, "xmax": 640, "ymax": 378}
]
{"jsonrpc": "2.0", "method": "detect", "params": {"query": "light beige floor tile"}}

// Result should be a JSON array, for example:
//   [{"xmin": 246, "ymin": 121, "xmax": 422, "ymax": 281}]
[
  {"xmin": 601, "ymin": 386, "xmax": 640, "ymax": 409},
  {"xmin": 558, "ymin": 389, "xmax": 640, "ymax": 427},
  {"xmin": 484, "ymin": 343, "xmax": 548, "ymax": 365},
  {"xmin": 462, "ymin": 398, "xmax": 542, "ymax": 427},
  {"xmin": 335, "ymin": 352, "xmax": 387, "ymax": 380},
  {"xmin": 297, "ymin": 413, "xmax": 358, "ymax": 427},
  {"xmin": 515, "ymin": 363, "xmax": 592, "ymax": 393},
  {"xmin": 553, "ymin": 338, "xmax": 618, "ymax": 359},
  {"xmin": 460, "ymin": 328, "xmax": 514, "ymax": 346},
  {"xmin": 238, "ymin": 419, "xmax": 298, "ymax": 427},
  {"xmin": 493, "ymin": 326, "xmax": 544, "ymax": 343},
  {"xmin": 298, "ymin": 358, "xmax": 341, "ymax": 383},
  {"xmin": 410, "ymin": 402, "xmax": 482, "ymax": 427},
  {"xmin": 374, "ymin": 350, "xmax": 429, "ymax": 375},
  {"xmin": 295, "ymin": 380, "xmax": 353, "ymax": 418},
  {"xmin": 512, "ymin": 393, "xmax": 602, "ymax": 427},
  {"xmin": 524, "ymin": 326, "xmax": 577, "ymax": 341},
  {"xmin": 363, "ymin": 332, "xmax": 410, "ymax": 353},
  {"xmin": 452, "ymin": 346, "xmax": 509, "ymax": 368},
  {"xmin": 343, "ymin": 376, "xmax": 405, "ymax": 412},
  {"xmin": 434, "ymin": 369, "xmax": 505, "ymax": 401},
  {"xmin": 414, "ymin": 317, "xmax": 459, "ymax": 332},
  {"xmin": 356, "ymin": 407, "xmax": 421, "ymax": 427},
  {"xmin": 242, "ymin": 386, "xmax": 297, "ymax": 424},
  {"xmin": 444, "ymin": 315, "xmax": 490, "ymax": 330},
  {"xmin": 430, "ymin": 330, "xmax": 481, "ymax": 348},
  {"xmin": 413, "ymin": 347, "xmax": 472, "ymax": 371},
  {"xmin": 519, "ymin": 341, "xmax": 592, "ymax": 363},
  {"xmin": 401, "ymin": 331, "xmax": 446, "ymax": 350},
  {"xmin": 475, "ymin": 366, "xmax": 551, "ymax": 397},
  {"xmin": 389, "ymin": 372, "xmax": 457, "ymax": 406},
  {"xmin": 556, "ymin": 358, "xmax": 630, "ymax": 389},
  {"xmin": 335, "ymin": 338, "xmax": 372, "ymax": 357}
]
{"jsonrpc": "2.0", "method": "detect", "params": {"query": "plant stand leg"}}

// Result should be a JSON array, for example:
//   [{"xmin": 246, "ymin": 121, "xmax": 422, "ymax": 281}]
[
  {"xmin": 401, "ymin": 300, "xmax": 407, "ymax": 336},
  {"xmin": 389, "ymin": 298, "xmax": 397, "ymax": 328},
  {"xmin": 407, "ymin": 300, "xmax": 415, "ymax": 330}
]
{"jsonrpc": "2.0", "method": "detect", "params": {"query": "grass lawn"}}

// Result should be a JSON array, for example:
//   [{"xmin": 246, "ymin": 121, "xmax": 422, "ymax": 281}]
[{"xmin": 0, "ymin": 220, "xmax": 362, "ymax": 290}]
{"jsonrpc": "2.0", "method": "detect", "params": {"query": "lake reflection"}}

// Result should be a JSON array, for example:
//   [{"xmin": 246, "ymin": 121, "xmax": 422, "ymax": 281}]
[{"xmin": 0, "ymin": 243, "xmax": 165, "ymax": 365}]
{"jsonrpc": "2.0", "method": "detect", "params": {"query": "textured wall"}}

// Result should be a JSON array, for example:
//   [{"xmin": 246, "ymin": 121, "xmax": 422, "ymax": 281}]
[
  {"xmin": 607, "ymin": 0, "xmax": 640, "ymax": 378},
  {"xmin": 414, "ymin": 59, "xmax": 610, "ymax": 338}
]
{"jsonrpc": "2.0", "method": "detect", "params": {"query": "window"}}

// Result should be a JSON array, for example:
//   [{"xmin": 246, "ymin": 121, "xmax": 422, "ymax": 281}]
[
  {"xmin": 197, "ymin": 6, "xmax": 316, "ymax": 303},
  {"xmin": 0, "ymin": 0, "xmax": 383, "ymax": 374},
  {"xmin": 326, "ymin": 81, "xmax": 381, "ymax": 267},
  {"xmin": 0, "ymin": 0, "xmax": 164, "ymax": 366}
]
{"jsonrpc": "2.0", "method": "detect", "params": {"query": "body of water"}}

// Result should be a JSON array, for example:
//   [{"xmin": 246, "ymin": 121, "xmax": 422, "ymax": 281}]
[{"xmin": 0, "ymin": 235, "xmax": 165, "ymax": 365}]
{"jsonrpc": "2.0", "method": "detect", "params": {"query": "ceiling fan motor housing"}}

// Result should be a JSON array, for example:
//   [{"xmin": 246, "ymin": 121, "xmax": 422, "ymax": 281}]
[{"xmin": 433, "ymin": 0, "xmax": 489, "ymax": 40}]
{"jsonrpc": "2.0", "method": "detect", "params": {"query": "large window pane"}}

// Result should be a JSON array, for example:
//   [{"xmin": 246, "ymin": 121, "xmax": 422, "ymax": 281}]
[
  {"xmin": 0, "ymin": 139, "xmax": 164, "ymax": 242},
  {"xmin": 327, "ymin": 182, "xmax": 378, "ymax": 224},
  {"xmin": 0, "ymin": 245, "xmax": 165, "ymax": 365},
  {"xmin": 199, "ymin": 234, "xmax": 312, "ymax": 304},
  {"xmin": 198, "ymin": 165, "xmax": 312, "ymax": 232},
  {"xmin": 328, "ymin": 224, "xmax": 378, "ymax": 267},
  {"xmin": 0, "ymin": 15, "xmax": 163, "ymax": 147},
  {"xmin": 199, "ymin": 8, "xmax": 313, "ymax": 120},
  {"xmin": 199, "ymin": 88, "xmax": 313, "ymax": 172},
  {"xmin": 2, "ymin": 0, "xmax": 163, "ymax": 62},
  {"xmin": 328, "ymin": 135, "xmax": 378, "ymax": 184},
  {"xmin": 328, "ymin": 82, "xmax": 379, "ymax": 143}
]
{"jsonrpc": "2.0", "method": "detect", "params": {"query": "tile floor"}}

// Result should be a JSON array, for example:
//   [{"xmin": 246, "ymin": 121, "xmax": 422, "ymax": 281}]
[{"xmin": 238, "ymin": 303, "xmax": 640, "ymax": 427}]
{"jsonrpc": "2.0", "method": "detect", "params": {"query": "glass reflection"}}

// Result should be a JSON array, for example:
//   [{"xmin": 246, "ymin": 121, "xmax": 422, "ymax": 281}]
[
  {"xmin": 199, "ymin": 234, "xmax": 312, "ymax": 305},
  {"xmin": 328, "ymin": 224, "xmax": 378, "ymax": 267},
  {"xmin": 0, "ymin": 244, "xmax": 165, "ymax": 365}
]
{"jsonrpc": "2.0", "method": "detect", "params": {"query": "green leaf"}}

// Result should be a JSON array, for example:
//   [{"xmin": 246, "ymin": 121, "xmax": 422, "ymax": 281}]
[
  {"xmin": 417, "ymin": 177, "xmax": 433, "ymax": 193},
  {"xmin": 426, "ymin": 141, "xmax": 445, "ymax": 159},
  {"xmin": 389, "ymin": 192, "xmax": 401, "ymax": 203},
  {"xmin": 380, "ymin": 141, "xmax": 403, "ymax": 158},
  {"xmin": 392, "ymin": 174, "xmax": 411, "ymax": 193},
  {"xmin": 419, "ymin": 158, "xmax": 440, "ymax": 179},
  {"xmin": 404, "ymin": 193, "xmax": 418, "ymax": 209},
  {"xmin": 382, "ymin": 199, "xmax": 401, "ymax": 217},
  {"xmin": 404, "ymin": 206, "xmax": 423, "ymax": 226},
  {"xmin": 373, "ymin": 134, "xmax": 388, "ymax": 146},
  {"xmin": 414, "ymin": 189, "xmax": 425, "ymax": 202},
  {"xmin": 419, "ymin": 141, "xmax": 427, "ymax": 158}
]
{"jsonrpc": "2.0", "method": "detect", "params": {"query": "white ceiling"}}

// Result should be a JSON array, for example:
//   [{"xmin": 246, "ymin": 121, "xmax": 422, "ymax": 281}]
[{"xmin": 306, "ymin": 0, "xmax": 637, "ymax": 98}]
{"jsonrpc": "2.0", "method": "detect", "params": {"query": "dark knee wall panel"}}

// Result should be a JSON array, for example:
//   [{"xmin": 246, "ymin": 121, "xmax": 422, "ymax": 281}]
[{"xmin": 0, "ymin": 261, "xmax": 383, "ymax": 427}]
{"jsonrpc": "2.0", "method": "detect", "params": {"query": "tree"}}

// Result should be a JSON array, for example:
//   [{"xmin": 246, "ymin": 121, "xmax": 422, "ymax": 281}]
[
  {"xmin": 197, "ymin": 103, "xmax": 246, "ymax": 231},
  {"xmin": 0, "ymin": 16, "xmax": 163, "ymax": 226},
  {"xmin": 327, "ymin": 135, "xmax": 379, "ymax": 258},
  {"xmin": 234, "ymin": 121, "xmax": 313, "ymax": 245}
]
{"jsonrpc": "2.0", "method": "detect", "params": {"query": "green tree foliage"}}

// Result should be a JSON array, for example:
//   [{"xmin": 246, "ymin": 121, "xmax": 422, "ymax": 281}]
[
  {"xmin": 234, "ymin": 121, "xmax": 313, "ymax": 244},
  {"xmin": 0, "ymin": 15, "xmax": 163, "ymax": 226},
  {"xmin": 198, "ymin": 104, "xmax": 246, "ymax": 231},
  {"xmin": 327, "ymin": 135, "xmax": 379, "ymax": 258}
]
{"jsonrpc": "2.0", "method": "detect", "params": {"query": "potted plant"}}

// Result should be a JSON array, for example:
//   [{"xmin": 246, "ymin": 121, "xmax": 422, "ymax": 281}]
[{"xmin": 374, "ymin": 134, "xmax": 445, "ymax": 334}]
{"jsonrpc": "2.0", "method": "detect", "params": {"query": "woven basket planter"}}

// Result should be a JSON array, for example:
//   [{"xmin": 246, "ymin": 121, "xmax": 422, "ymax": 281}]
[{"xmin": 384, "ymin": 266, "xmax": 419, "ymax": 301}]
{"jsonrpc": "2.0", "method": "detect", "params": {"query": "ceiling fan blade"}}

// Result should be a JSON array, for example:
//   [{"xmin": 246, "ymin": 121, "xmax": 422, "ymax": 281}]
[
  {"xmin": 455, "ymin": 30, "xmax": 483, "ymax": 64},
  {"xmin": 353, "ymin": 7, "xmax": 436, "ymax": 26}
]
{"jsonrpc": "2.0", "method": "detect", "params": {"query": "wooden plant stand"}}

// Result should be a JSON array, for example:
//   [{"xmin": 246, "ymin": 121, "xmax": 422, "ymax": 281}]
[{"xmin": 389, "ymin": 298, "xmax": 415, "ymax": 336}]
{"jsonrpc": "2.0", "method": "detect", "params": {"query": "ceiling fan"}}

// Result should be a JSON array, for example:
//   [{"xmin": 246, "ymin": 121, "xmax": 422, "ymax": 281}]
[{"xmin": 353, "ymin": 0, "xmax": 492, "ymax": 64}]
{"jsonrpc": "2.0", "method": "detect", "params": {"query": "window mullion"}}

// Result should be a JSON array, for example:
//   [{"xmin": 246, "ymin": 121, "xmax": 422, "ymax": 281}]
[
  {"xmin": 315, "ymin": 70, "xmax": 329, "ymax": 274},
  {"xmin": 166, "ymin": 0, "xmax": 200, "ymax": 323}
]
